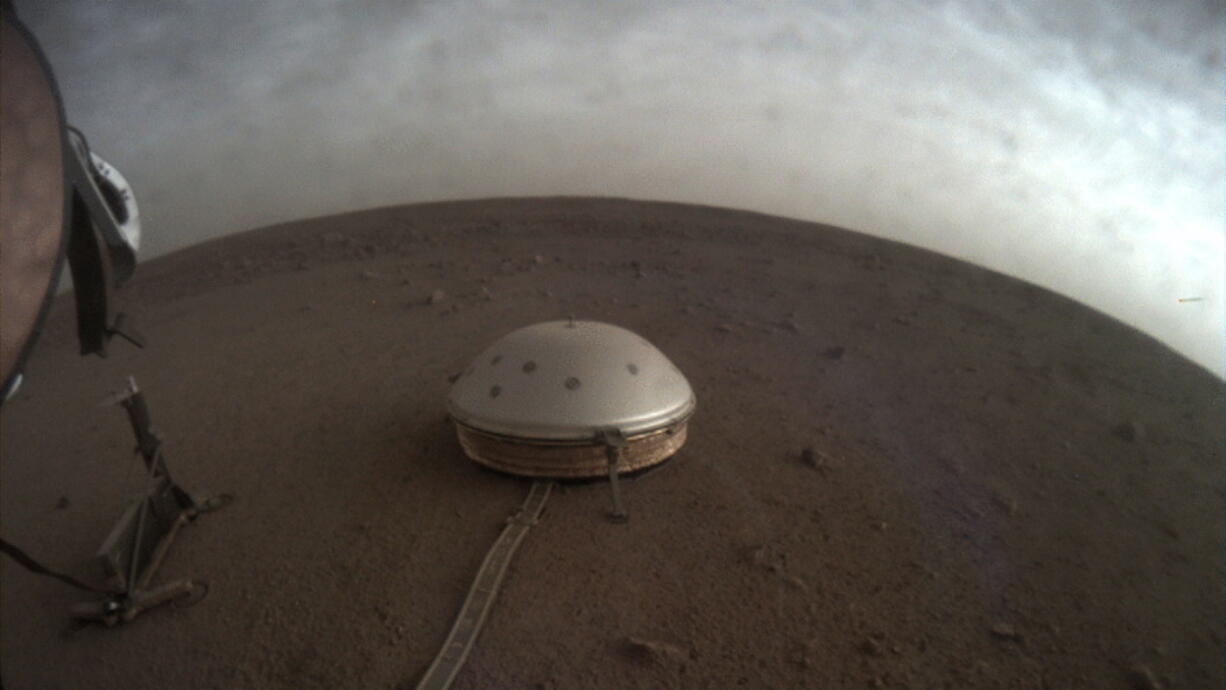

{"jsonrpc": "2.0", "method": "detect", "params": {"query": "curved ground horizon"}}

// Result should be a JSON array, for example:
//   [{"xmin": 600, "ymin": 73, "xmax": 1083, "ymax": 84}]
[{"xmin": 3, "ymin": 199, "xmax": 1221, "ymax": 689}]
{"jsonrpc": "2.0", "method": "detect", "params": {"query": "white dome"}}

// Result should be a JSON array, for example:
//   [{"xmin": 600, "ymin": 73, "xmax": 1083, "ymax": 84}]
[{"xmin": 447, "ymin": 320, "xmax": 695, "ymax": 441}]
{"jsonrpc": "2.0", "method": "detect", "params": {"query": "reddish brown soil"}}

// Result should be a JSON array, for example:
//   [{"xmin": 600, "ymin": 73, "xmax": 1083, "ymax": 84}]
[{"xmin": 2, "ymin": 198, "xmax": 1222, "ymax": 689}]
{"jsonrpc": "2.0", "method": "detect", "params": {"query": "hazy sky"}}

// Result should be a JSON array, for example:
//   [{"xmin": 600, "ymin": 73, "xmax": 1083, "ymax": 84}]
[{"xmin": 17, "ymin": 0, "xmax": 1224, "ymax": 376}]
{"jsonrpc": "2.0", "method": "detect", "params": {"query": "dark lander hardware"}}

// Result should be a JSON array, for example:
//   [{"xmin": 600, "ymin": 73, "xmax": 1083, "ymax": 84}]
[{"xmin": 0, "ymin": 6, "xmax": 229, "ymax": 627}]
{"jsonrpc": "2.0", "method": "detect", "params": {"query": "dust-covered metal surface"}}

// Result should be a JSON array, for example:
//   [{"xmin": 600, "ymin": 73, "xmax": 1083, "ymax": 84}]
[
  {"xmin": 0, "ymin": 11, "xmax": 69, "ymax": 393},
  {"xmin": 447, "ymin": 320, "xmax": 695, "ymax": 441},
  {"xmin": 447, "ymin": 320, "xmax": 694, "ymax": 478}
]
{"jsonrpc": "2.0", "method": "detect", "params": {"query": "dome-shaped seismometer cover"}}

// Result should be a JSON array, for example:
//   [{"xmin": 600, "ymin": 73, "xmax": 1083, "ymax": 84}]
[{"xmin": 447, "ymin": 320, "xmax": 696, "ymax": 478}]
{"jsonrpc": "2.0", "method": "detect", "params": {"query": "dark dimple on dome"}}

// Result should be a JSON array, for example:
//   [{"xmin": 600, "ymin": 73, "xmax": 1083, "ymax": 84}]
[
  {"xmin": 627, "ymin": 363, "xmax": 639, "ymax": 375},
  {"xmin": 564, "ymin": 377, "xmax": 581, "ymax": 390},
  {"xmin": 523, "ymin": 361, "xmax": 537, "ymax": 373},
  {"xmin": 490, "ymin": 385, "xmax": 502, "ymax": 398}
]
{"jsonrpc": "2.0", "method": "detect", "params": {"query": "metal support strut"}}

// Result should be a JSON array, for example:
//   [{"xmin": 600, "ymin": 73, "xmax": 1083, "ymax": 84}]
[
  {"xmin": 602, "ymin": 429, "xmax": 629, "ymax": 523},
  {"xmin": 70, "ymin": 376, "xmax": 232, "ymax": 626}
]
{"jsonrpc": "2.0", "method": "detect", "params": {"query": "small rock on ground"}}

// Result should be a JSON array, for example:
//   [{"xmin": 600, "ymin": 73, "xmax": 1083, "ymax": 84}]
[
  {"xmin": 990, "ymin": 623, "xmax": 1023, "ymax": 642},
  {"xmin": 1113, "ymin": 420, "xmax": 1145, "ymax": 443},
  {"xmin": 1125, "ymin": 664, "xmax": 1162, "ymax": 690},
  {"xmin": 623, "ymin": 636, "xmax": 690, "ymax": 664},
  {"xmin": 858, "ymin": 636, "xmax": 884, "ymax": 657},
  {"xmin": 800, "ymin": 447, "xmax": 829, "ymax": 475},
  {"xmin": 992, "ymin": 492, "xmax": 1019, "ymax": 517}
]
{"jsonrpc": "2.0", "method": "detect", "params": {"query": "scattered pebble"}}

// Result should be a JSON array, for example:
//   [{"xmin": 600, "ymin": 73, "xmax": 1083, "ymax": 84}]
[
  {"xmin": 786, "ymin": 645, "xmax": 812, "ymax": 669},
  {"xmin": 533, "ymin": 255, "xmax": 546, "ymax": 265},
  {"xmin": 360, "ymin": 270, "xmax": 382, "ymax": 280},
  {"xmin": 990, "ymin": 622, "xmax": 1022, "ymax": 642},
  {"xmin": 428, "ymin": 289, "xmax": 447, "ymax": 305},
  {"xmin": 1125, "ymin": 664, "xmax": 1162, "ymax": 690},
  {"xmin": 623, "ymin": 636, "xmax": 689, "ymax": 664},
  {"xmin": 871, "ymin": 521, "xmax": 888, "ymax": 532},
  {"xmin": 55, "ymin": 496, "xmax": 70, "ymax": 510},
  {"xmin": 823, "ymin": 346, "xmax": 846, "ymax": 360},
  {"xmin": 373, "ymin": 604, "xmax": 390, "ymax": 623},
  {"xmin": 800, "ymin": 447, "xmax": 828, "ymax": 475},
  {"xmin": 748, "ymin": 543, "xmax": 786, "ymax": 573},
  {"xmin": 992, "ymin": 493, "xmax": 1018, "ymax": 517},
  {"xmin": 858, "ymin": 637, "xmax": 884, "ymax": 657},
  {"xmin": 716, "ymin": 324, "xmax": 733, "ymax": 333},
  {"xmin": 780, "ymin": 318, "xmax": 801, "ymax": 333},
  {"xmin": 1113, "ymin": 420, "xmax": 1145, "ymax": 443}
]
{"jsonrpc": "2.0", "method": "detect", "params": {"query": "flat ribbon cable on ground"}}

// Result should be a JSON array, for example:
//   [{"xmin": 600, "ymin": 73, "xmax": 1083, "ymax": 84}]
[{"xmin": 416, "ymin": 480, "xmax": 553, "ymax": 690}]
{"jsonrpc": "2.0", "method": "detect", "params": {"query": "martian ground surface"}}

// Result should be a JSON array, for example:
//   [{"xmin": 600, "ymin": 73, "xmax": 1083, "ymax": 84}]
[{"xmin": 1, "ymin": 199, "xmax": 1221, "ymax": 689}]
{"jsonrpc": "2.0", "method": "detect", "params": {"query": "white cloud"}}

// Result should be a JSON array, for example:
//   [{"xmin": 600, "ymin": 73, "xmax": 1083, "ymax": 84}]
[{"xmin": 20, "ymin": 0, "xmax": 1224, "ymax": 376}]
